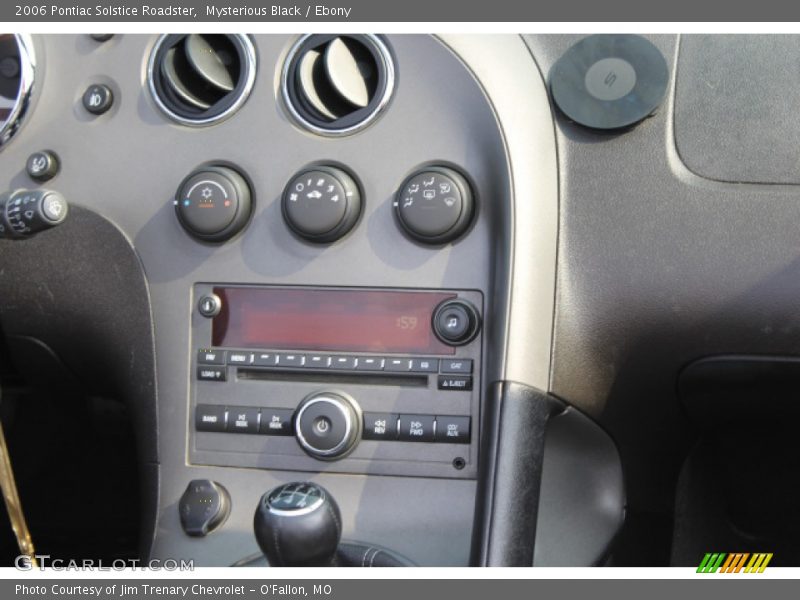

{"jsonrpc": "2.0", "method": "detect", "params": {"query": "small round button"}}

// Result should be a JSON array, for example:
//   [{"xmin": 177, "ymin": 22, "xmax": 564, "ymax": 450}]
[
  {"xmin": 89, "ymin": 34, "xmax": 114, "ymax": 43},
  {"xmin": 41, "ymin": 192, "xmax": 68, "ymax": 224},
  {"xmin": 26, "ymin": 150, "xmax": 60, "ymax": 182},
  {"xmin": 395, "ymin": 166, "xmax": 474, "ymax": 244},
  {"xmin": 432, "ymin": 299, "xmax": 480, "ymax": 346},
  {"xmin": 82, "ymin": 84, "xmax": 114, "ymax": 115},
  {"xmin": 295, "ymin": 392, "xmax": 361, "ymax": 460},
  {"xmin": 175, "ymin": 165, "xmax": 253, "ymax": 242},
  {"xmin": 198, "ymin": 294, "xmax": 222, "ymax": 318},
  {"xmin": 282, "ymin": 166, "xmax": 362, "ymax": 243}
]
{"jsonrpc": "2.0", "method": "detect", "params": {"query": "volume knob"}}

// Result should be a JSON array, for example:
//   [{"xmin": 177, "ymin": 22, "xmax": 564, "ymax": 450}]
[{"xmin": 294, "ymin": 392, "xmax": 361, "ymax": 460}]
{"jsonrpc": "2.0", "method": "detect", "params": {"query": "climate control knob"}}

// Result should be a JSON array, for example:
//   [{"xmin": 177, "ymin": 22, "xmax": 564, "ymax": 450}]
[
  {"xmin": 175, "ymin": 164, "xmax": 252, "ymax": 243},
  {"xmin": 294, "ymin": 392, "xmax": 361, "ymax": 460},
  {"xmin": 395, "ymin": 166, "xmax": 474, "ymax": 244},
  {"xmin": 282, "ymin": 166, "xmax": 362, "ymax": 243}
]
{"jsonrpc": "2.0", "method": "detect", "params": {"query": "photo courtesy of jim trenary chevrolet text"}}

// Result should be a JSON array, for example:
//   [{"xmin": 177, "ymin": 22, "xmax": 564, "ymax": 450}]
[{"xmin": 0, "ymin": 0, "xmax": 799, "ymax": 598}]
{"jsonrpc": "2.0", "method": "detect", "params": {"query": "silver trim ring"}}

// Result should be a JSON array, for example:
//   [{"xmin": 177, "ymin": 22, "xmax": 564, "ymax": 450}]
[
  {"xmin": 146, "ymin": 34, "xmax": 257, "ymax": 127},
  {"xmin": 294, "ymin": 395, "xmax": 356, "ymax": 458},
  {"xmin": 280, "ymin": 34, "xmax": 395, "ymax": 137},
  {"xmin": 0, "ymin": 34, "xmax": 36, "ymax": 152}
]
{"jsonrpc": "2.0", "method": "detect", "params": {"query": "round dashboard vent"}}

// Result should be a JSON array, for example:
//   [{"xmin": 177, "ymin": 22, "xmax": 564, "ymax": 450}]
[
  {"xmin": 0, "ymin": 34, "xmax": 35, "ymax": 151},
  {"xmin": 148, "ymin": 34, "xmax": 256, "ymax": 126},
  {"xmin": 281, "ymin": 34, "xmax": 395, "ymax": 136}
]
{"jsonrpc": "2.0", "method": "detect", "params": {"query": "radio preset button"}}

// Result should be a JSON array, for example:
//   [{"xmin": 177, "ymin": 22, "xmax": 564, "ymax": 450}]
[
  {"xmin": 226, "ymin": 407, "xmax": 259, "ymax": 434},
  {"xmin": 355, "ymin": 357, "xmax": 384, "ymax": 371},
  {"xmin": 330, "ymin": 356, "xmax": 357, "ymax": 370},
  {"xmin": 197, "ymin": 349, "xmax": 225, "ymax": 365},
  {"xmin": 196, "ymin": 405, "xmax": 227, "ymax": 432},
  {"xmin": 440, "ymin": 359, "xmax": 473, "ymax": 374},
  {"xmin": 363, "ymin": 413, "xmax": 399, "ymax": 440},
  {"xmin": 434, "ymin": 416, "xmax": 471, "ymax": 444},
  {"xmin": 437, "ymin": 375, "xmax": 472, "ymax": 391},
  {"xmin": 227, "ymin": 351, "xmax": 254, "ymax": 365},
  {"xmin": 385, "ymin": 358, "xmax": 412, "ymax": 372},
  {"xmin": 398, "ymin": 415, "xmax": 435, "ymax": 442},
  {"xmin": 254, "ymin": 352, "xmax": 278, "ymax": 366},
  {"xmin": 305, "ymin": 354, "xmax": 331, "ymax": 369},
  {"xmin": 276, "ymin": 353, "xmax": 305, "ymax": 367},
  {"xmin": 197, "ymin": 366, "xmax": 227, "ymax": 382},
  {"xmin": 259, "ymin": 409, "xmax": 294, "ymax": 436},
  {"xmin": 410, "ymin": 358, "xmax": 439, "ymax": 373}
]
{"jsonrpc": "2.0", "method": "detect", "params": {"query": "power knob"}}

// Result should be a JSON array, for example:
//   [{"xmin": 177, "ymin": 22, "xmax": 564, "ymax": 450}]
[
  {"xmin": 294, "ymin": 392, "xmax": 361, "ymax": 460},
  {"xmin": 282, "ymin": 165, "xmax": 362, "ymax": 243},
  {"xmin": 175, "ymin": 164, "xmax": 253, "ymax": 243}
]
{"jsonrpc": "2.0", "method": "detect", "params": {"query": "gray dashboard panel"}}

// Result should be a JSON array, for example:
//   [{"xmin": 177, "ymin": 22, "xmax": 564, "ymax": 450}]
[
  {"xmin": 0, "ymin": 34, "xmax": 564, "ymax": 567},
  {"xmin": 526, "ymin": 33, "xmax": 800, "ymax": 516},
  {"xmin": 674, "ymin": 35, "xmax": 800, "ymax": 185}
]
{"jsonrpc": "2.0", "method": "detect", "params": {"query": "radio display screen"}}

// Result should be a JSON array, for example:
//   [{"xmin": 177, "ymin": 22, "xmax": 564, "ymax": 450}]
[{"xmin": 211, "ymin": 287, "xmax": 458, "ymax": 355}]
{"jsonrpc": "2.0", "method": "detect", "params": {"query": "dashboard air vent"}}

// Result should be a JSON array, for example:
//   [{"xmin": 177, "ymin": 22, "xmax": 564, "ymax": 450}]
[
  {"xmin": 282, "ymin": 34, "xmax": 395, "ymax": 136},
  {"xmin": 148, "ymin": 34, "xmax": 256, "ymax": 126},
  {"xmin": 0, "ymin": 34, "xmax": 35, "ymax": 150}
]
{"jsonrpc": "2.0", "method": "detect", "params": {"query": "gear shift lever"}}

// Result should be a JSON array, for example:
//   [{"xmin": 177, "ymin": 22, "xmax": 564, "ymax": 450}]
[{"xmin": 253, "ymin": 482, "xmax": 341, "ymax": 567}]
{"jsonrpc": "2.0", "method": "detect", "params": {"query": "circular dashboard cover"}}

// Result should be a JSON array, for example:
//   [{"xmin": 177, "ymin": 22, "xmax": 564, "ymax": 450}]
[{"xmin": 549, "ymin": 35, "xmax": 669, "ymax": 130}]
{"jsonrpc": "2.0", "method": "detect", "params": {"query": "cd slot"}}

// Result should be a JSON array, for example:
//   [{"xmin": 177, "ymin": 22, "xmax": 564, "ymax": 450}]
[{"xmin": 237, "ymin": 368, "xmax": 429, "ymax": 388}]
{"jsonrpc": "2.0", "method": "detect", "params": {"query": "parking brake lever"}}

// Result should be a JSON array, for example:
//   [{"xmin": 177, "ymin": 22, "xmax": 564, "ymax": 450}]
[{"xmin": 0, "ymin": 189, "xmax": 68, "ymax": 239}]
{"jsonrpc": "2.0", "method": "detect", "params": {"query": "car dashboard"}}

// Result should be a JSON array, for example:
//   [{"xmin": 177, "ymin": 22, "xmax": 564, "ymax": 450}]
[{"xmin": 1, "ymin": 33, "xmax": 796, "ymax": 568}]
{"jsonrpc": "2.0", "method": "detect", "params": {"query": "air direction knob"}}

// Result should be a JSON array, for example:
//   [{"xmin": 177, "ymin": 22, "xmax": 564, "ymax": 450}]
[
  {"xmin": 394, "ymin": 166, "xmax": 474, "ymax": 244},
  {"xmin": 282, "ymin": 165, "xmax": 362, "ymax": 243}
]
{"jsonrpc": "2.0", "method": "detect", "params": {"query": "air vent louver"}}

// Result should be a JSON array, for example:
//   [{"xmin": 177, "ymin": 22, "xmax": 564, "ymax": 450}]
[
  {"xmin": 282, "ymin": 34, "xmax": 395, "ymax": 136},
  {"xmin": 148, "ymin": 34, "xmax": 255, "ymax": 126}
]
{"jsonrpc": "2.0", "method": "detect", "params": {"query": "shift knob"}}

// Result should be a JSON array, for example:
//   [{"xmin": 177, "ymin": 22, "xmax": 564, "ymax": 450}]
[{"xmin": 254, "ymin": 482, "xmax": 341, "ymax": 567}]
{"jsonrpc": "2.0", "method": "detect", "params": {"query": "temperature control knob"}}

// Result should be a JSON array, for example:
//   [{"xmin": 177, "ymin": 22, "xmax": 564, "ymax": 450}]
[
  {"xmin": 395, "ymin": 166, "xmax": 474, "ymax": 244},
  {"xmin": 294, "ymin": 392, "xmax": 361, "ymax": 460},
  {"xmin": 282, "ymin": 166, "xmax": 362, "ymax": 243},
  {"xmin": 175, "ymin": 164, "xmax": 252, "ymax": 243}
]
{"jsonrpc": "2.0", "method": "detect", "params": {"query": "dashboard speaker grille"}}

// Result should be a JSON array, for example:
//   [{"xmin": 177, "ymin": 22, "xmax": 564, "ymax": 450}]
[
  {"xmin": 148, "ymin": 34, "xmax": 256, "ymax": 126},
  {"xmin": 282, "ymin": 34, "xmax": 395, "ymax": 136}
]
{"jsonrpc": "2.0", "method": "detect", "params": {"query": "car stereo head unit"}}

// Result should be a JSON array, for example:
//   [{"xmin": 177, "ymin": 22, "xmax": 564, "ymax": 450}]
[{"xmin": 189, "ymin": 284, "xmax": 483, "ymax": 480}]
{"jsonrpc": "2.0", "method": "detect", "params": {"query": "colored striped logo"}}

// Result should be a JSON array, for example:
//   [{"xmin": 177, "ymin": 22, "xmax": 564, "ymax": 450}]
[{"xmin": 697, "ymin": 553, "xmax": 773, "ymax": 573}]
